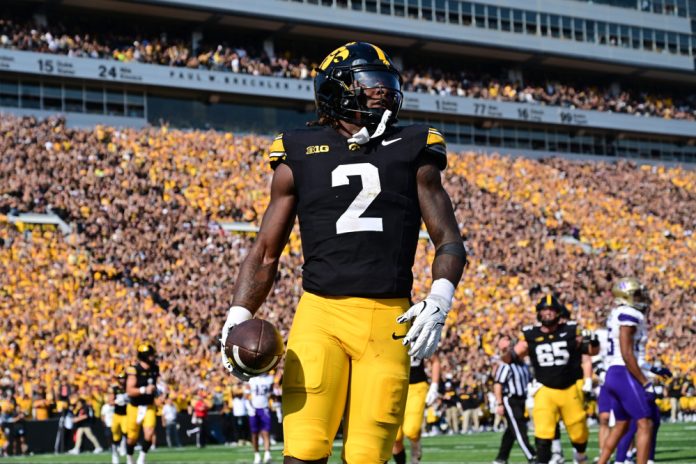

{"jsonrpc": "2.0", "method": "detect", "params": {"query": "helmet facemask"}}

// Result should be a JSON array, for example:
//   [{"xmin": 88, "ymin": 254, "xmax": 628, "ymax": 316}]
[
  {"xmin": 337, "ymin": 67, "xmax": 403, "ymax": 129},
  {"xmin": 535, "ymin": 294, "xmax": 566, "ymax": 328},
  {"xmin": 537, "ymin": 308, "xmax": 561, "ymax": 328},
  {"xmin": 612, "ymin": 278, "xmax": 651, "ymax": 312},
  {"xmin": 314, "ymin": 42, "xmax": 404, "ymax": 145},
  {"xmin": 137, "ymin": 343, "xmax": 156, "ymax": 365}
]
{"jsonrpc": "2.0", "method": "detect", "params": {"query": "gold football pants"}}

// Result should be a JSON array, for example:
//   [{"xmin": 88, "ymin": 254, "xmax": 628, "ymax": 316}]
[
  {"xmin": 396, "ymin": 381, "xmax": 429, "ymax": 442},
  {"xmin": 126, "ymin": 404, "xmax": 156, "ymax": 442},
  {"xmin": 282, "ymin": 292, "xmax": 410, "ymax": 463},
  {"xmin": 111, "ymin": 413, "xmax": 127, "ymax": 443},
  {"xmin": 533, "ymin": 383, "xmax": 588, "ymax": 444}
]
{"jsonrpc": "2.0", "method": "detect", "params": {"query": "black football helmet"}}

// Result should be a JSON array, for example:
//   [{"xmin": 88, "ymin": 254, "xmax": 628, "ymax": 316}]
[
  {"xmin": 314, "ymin": 42, "xmax": 403, "ymax": 130},
  {"xmin": 137, "ymin": 341, "xmax": 156, "ymax": 364},
  {"xmin": 535, "ymin": 294, "xmax": 567, "ymax": 327}
]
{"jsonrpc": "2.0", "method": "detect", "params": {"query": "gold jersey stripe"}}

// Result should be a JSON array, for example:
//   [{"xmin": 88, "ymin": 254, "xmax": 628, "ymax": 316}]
[
  {"xmin": 268, "ymin": 137, "xmax": 286, "ymax": 157},
  {"xmin": 426, "ymin": 130, "xmax": 445, "ymax": 146}
]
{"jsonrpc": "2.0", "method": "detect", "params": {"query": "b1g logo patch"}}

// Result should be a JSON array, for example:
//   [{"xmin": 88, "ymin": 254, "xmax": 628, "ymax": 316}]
[{"xmin": 306, "ymin": 145, "xmax": 330, "ymax": 155}]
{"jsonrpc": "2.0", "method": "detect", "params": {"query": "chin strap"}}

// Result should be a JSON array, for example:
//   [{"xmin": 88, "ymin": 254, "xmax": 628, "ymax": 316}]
[{"xmin": 347, "ymin": 110, "xmax": 391, "ymax": 146}]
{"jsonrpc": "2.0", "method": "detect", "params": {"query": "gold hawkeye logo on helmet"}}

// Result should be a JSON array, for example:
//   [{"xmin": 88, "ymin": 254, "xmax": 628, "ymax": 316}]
[{"xmin": 318, "ymin": 44, "xmax": 352, "ymax": 71}]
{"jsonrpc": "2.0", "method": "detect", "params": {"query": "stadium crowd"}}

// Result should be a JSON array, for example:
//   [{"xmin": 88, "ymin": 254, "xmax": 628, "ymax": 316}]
[
  {"xmin": 0, "ymin": 115, "xmax": 694, "ymax": 455},
  {"xmin": 1, "ymin": 14, "xmax": 695, "ymax": 121}
]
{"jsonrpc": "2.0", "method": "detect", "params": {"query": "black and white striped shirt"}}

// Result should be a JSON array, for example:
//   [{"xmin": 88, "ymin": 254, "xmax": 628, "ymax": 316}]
[{"xmin": 494, "ymin": 361, "xmax": 530, "ymax": 398}]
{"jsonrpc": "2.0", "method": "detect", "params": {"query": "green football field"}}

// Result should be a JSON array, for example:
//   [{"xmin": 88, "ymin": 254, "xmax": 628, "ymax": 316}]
[{"xmin": 4, "ymin": 423, "xmax": 695, "ymax": 463}]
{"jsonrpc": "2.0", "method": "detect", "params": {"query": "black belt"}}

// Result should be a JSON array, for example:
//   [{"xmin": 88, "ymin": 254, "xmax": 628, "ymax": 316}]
[{"xmin": 506, "ymin": 395, "xmax": 526, "ymax": 400}]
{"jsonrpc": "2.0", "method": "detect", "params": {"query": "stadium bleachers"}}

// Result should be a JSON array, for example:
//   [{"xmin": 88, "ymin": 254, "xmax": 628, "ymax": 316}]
[
  {"xmin": 1, "ymin": 115, "xmax": 694, "ymax": 419},
  {"xmin": 1, "ymin": 12, "xmax": 695, "ymax": 121}
]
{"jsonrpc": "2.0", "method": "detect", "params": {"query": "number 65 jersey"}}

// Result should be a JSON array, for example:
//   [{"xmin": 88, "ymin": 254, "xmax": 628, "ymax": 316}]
[
  {"xmin": 521, "ymin": 321, "xmax": 583, "ymax": 390},
  {"xmin": 268, "ymin": 124, "xmax": 447, "ymax": 299}
]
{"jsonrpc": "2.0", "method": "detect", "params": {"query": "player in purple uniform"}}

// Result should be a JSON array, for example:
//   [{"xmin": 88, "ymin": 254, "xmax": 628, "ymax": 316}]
[
  {"xmin": 248, "ymin": 373, "xmax": 276, "ymax": 464},
  {"xmin": 596, "ymin": 278, "xmax": 659, "ymax": 464},
  {"xmin": 613, "ymin": 359, "xmax": 672, "ymax": 464}
]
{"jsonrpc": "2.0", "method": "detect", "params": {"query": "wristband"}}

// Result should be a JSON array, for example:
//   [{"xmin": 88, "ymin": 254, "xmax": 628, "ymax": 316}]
[
  {"xmin": 226, "ymin": 306, "xmax": 253, "ymax": 325},
  {"xmin": 139, "ymin": 386, "xmax": 146, "ymax": 395},
  {"xmin": 430, "ymin": 278, "xmax": 455, "ymax": 307}
]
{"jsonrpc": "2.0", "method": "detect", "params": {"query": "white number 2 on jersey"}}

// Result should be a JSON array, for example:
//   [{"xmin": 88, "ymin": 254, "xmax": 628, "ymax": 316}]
[
  {"xmin": 535, "ymin": 341, "xmax": 570, "ymax": 367},
  {"xmin": 331, "ymin": 163, "xmax": 383, "ymax": 234}
]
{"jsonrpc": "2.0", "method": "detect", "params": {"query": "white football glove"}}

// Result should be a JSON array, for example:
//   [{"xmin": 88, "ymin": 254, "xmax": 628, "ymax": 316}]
[
  {"xmin": 397, "ymin": 279, "xmax": 454, "ymax": 359},
  {"xmin": 220, "ymin": 305, "xmax": 253, "ymax": 381},
  {"xmin": 582, "ymin": 377, "xmax": 593, "ymax": 394},
  {"xmin": 425, "ymin": 382, "xmax": 439, "ymax": 406}
]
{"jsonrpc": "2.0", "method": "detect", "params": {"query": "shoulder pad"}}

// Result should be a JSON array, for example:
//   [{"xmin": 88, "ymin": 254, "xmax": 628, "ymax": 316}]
[
  {"xmin": 423, "ymin": 127, "xmax": 447, "ymax": 170},
  {"xmin": 268, "ymin": 133, "xmax": 287, "ymax": 170},
  {"xmin": 567, "ymin": 322, "xmax": 581, "ymax": 336},
  {"xmin": 566, "ymin": 321, "xmax": 578, "ymax": 330},
  {"xmin": 616, "ymin": 306, "xmax": 644, "ymax": 326},
  {"xmin": 125, "ymin": 366, "xmax": 137, "ymax": 376},
  {"xmin": 520, "ymin": 326, "xmax": 533, "ymax": 341},
  {"xmin": 426, "ymin": 127, "xmax": 446, "ymax": 149}
]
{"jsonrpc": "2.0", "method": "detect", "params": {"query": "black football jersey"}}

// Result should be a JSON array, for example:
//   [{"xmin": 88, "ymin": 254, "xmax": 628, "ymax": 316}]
[
  {"xmin": 268, "ymin": 124, "xmax": 447, "ymax": 298},
  {"xmin": 112, "ymin": 383, "xmax": 127, "ymax": 415},
  {"xmin": 522, "ymin": 321, "xmax": 582, "ymax": 390},
  {"xmin": 126, "ymin": 363, "xmax": 159, "ymax": 406}
]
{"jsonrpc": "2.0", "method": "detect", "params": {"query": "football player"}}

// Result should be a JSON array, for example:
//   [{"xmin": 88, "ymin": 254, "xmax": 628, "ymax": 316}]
[
  {"xmin": 596, "ymin": 278, "xmax": 665, "ymax": 464},
  {"xmin": 111, "ymin": 372, "xmax": 128, "ymax": 464},
  {"xmin": 248, "ymin": 372, "xmax": 276, "ymax": 464},
  {"xmin": 392, "ymin": 354, "xmax": 441, "ymax": 464},
  {"xmin": 591, "ymin": 327, "xmax": 611, "ymax": 464},
  {"xmin": 549, "ymin": 304, "xmax": 595, "ymax": 464},
  {"xmin": 125, "ymin": 342, "xmax": 159, "ymax": 464},
  {"xmin": 220, "ymin": 41, "xmax": 467, "ymax": 464},
  {"xmin": 504, "ymin": 294, "xmax": 599, "ymax": 464}
]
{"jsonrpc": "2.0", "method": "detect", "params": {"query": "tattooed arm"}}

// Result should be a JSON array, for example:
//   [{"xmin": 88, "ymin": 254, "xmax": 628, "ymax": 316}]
[{"xmin": 231, "ymin": 163, "xmax": 297, "ymax": 312}]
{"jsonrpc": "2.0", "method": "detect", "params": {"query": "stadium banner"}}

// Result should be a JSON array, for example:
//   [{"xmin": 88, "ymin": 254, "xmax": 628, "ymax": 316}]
[
  {"xmin": 0, "ymin": 49, "xmax": 314, "ymax": 100},
  {"xmin": 1, "ymin": 49, "xmax": 694, "ymax": 137},
  {"xmin": 16, "ymin": 412, "xmax": 231, "ymax": 454}
]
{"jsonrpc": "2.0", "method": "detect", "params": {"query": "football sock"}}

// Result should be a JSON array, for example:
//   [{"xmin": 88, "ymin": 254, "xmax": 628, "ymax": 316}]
[
  {"xmin": 536, "ymin": 438, "xmax": 552, "ymax": 464},
  {"xmin": 141, "ymin": 442, "xmax": 151, "ymax": 454},
  {"xmin": 571, "ymin": 441, "xmax": 587, "ymax": 453},
  {"xmin": 411, "ymin": 440, "xmax": 422, "ymax": 462},
  {"xmin": 393, "ymin": 449, "xmax": 406, "ymax": 464},
  {"xmin": 126, "ymin": 443, "xmax": 135, "ymax": 456}
]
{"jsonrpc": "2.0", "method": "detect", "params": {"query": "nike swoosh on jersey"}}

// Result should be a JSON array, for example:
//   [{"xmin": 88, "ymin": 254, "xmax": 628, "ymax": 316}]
[
  {"xmin": 391, "ymin": 332, "xmax": 407, "ymax": 340},
  {"xmin": 381, "ymin": 138, "xmax": 402, "ymax": 146}
]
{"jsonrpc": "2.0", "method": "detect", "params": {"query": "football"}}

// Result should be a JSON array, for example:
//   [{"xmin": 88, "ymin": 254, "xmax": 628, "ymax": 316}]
[{"xmin": 224, "ymin": 319, "xmax": 285, "ymax": 376}]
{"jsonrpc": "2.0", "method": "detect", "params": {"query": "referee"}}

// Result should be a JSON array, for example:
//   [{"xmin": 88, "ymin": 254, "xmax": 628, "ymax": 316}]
[{"xmin": 492, "ymin": 343, "xmax": 536, "ymax": 464}]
